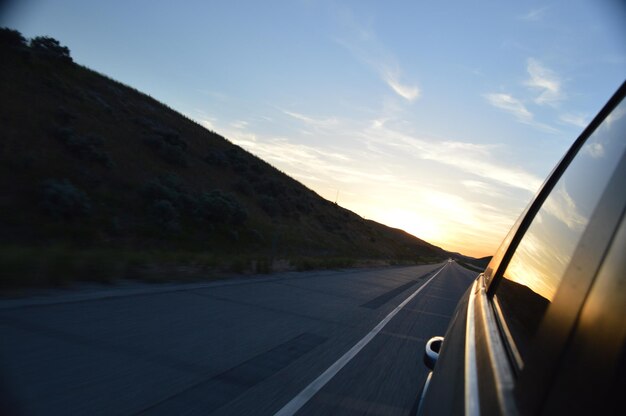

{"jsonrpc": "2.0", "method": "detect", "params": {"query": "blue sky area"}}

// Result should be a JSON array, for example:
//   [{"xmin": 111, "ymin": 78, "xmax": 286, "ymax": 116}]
[{"xmin": 3, "ymin": 0, "xmax": 625, "ymax": 256}]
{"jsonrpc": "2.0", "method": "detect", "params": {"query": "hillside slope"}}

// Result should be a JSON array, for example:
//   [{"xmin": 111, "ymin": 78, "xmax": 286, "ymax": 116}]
[{"xmin": 0, "ymin": 30, "xmax": 448, "ymax": 286}]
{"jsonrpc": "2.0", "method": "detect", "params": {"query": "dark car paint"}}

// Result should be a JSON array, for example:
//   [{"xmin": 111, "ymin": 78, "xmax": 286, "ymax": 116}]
[
  {"xmin": 542, "ymin": 216, "xmax": 626, "ymax": 414},
  {"xmin": 418, "ymin": 80, "xmax": 626, "ymax": 416},
  {"xmin": 417, "ymin": 285, "xmax": 470, "ymax": 415}
]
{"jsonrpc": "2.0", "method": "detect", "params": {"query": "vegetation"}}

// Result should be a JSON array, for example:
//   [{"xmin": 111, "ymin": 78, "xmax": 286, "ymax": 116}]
[
  {"xmin": 30, "ymin": 36, "xmax": 72, "ymax": 62},
  {"xmin": 0, "ymin": 28, "xmax": 452, "ymax": 289},
  {"xmin": 41, "ymin": 179, "xmax": 92, "ymax": 220}
]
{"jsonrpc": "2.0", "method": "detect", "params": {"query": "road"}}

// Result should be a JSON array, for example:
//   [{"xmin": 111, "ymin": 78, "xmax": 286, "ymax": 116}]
[{"xmin": 0, "ymin": 261, "xmax": 477, "ymax": 416}]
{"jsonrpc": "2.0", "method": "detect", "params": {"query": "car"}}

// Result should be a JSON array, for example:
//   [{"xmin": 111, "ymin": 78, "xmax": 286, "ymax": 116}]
[{"xmin": 416, "ymin": 80, "xmax": 626, "ymax": 416}]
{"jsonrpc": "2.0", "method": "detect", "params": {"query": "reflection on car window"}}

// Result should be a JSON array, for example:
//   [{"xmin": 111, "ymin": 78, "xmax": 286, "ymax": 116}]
[{"xmin": 494, "ymin": 98, "xmax": 626, "ymax": 366}]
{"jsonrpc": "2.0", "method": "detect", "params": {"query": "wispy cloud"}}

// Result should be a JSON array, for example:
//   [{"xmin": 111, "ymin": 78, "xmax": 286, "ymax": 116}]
[
  {"xmin": 483, "ymin": 91, "xmax": 560, "ymax": 133},
  {"xmin": 519, "ymin": 7, "xmax": 548, "ymax": 22},
  {"xmin": 525, "ymin": 58, "xmax": 564, "ymax": 105},
  {"xmin": 462, "ymin": 180, "xmax": 501, "ymax": 196},
  {"xmin": 559, "ymin": 112, "xmax": 588, "ymax": 128},
  {"xmin": 198, "ymin": 117, "xmax": 217, "ymax": 131},
  {"xmin": 484, "ymin": 93, "xmax": 533, "ymax": 122},
  {"xmin": 543, "ymin": 185, "xmax": 588, "ymax": 231},
  {"xmin": 483, "ymin": 58, "xmax": 568, "ymax": 133},
  {"xmin": 362, "ymin": 122, "xmax": 543, "ymax": 193},
  {"xmin": 230, "ymin": 120, "xmax": 249, "ymax": 129},
  {"xmin": 383, "ymin": 71, "xmax": 420, "ymax": 101},
  {"xmin": 333, "ymin": 8, "xmax": 420, "ymax": 102},
  {"xmin": 282, "ymin": 110, "xmax": 339, "ymax": 129}
]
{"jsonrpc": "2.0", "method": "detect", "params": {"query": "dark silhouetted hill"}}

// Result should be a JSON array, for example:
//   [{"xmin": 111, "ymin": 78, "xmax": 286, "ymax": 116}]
[{"xmin": 0, "ymin": 28, "xmax": 451, "ymax": 287}]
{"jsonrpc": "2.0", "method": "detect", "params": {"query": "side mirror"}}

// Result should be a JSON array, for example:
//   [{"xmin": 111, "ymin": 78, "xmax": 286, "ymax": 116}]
[{"xmin": 423, "ymin": 336, "xmax": 444, "ymax": 370}]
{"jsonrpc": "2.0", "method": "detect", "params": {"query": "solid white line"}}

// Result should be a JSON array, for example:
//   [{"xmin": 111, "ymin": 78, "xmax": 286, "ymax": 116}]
[{"xmin": 274, "ymin": 263, "xmax": 448, "ymax": 416}]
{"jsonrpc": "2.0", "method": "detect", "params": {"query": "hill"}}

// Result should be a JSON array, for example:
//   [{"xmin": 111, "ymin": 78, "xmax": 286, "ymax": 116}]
[{"xmin": 0, "ymin": 29, "xmax": 449, "ymax": 288}]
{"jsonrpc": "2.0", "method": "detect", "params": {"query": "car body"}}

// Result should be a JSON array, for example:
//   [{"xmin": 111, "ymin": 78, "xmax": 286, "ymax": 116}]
[{"xmin": 417, "ymin": 80, "xmax": 626, "ymax": 416}]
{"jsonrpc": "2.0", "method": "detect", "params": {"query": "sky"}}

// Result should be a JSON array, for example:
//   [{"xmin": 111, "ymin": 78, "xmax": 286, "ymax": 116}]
[{"xmin": 2, "ymin": 0, "xmax": 625, "ymax": 257}]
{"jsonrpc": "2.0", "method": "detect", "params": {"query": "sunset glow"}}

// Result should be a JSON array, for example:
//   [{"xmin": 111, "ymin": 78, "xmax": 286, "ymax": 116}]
[{"xmin": 5, "ymin": 1, "xmax": 624, "ymax": 257}]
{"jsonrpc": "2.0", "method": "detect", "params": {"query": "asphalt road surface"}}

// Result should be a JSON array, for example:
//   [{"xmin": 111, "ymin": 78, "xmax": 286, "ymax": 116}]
[{"xmin": 0, "ymin": 261, "xmax": 477, "ymax": 416}]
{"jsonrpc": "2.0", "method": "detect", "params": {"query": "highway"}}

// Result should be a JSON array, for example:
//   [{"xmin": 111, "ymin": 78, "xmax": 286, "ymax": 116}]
[{"xmin": 0, "ymin": 261, "xmax": 477, "ymax": 415}]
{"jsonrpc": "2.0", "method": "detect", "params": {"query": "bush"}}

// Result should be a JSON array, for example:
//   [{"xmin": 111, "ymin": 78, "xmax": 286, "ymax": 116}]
[
  {"xmin": 0, "ymin": 27, "xmax": 26, "ymax": 48},
  {"xmin": 41, "ymin": 179, "xmax": 91, "ymax": 219},
  {"xmin": 225, "ymin": 147, "xmax": 251, "ymax": 171},
  {"xmin": 197, "ymin": 190, "xmax": 247, "ymax": 225},
  {"xmin": 30, "ymin": 36, "xmax": 72, "ymax": 62},
  {"xmin": 141, "ymin": 174, "xmax": 197, "ymax": 214},
  {"xmin": 149, "ymin": 199, "xmax": 180, "ymax": 231},
  {"xmin": 160, "ymin": 131, "xmax": 187, "ymax": 150},
  {"xmin": 142, "ymin": 176, "xmax": 180, "ymax": 202},
  {"xmin": 53, "ymin": 128, "xmax": 112, "ymax": 167},
  {"xmin": 142, "ymin": 136, "xmax": 188, "ymax": 167}
]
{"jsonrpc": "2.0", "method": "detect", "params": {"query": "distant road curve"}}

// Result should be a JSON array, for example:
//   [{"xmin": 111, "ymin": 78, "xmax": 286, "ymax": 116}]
[{"xmin": 0, "ymin": 261, "xmax": 476, "ymax": 416}]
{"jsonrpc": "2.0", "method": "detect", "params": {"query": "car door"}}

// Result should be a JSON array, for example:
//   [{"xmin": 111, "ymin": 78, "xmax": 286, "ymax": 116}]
[
  {"xmin": 485, "ymin": 81, "xmax": 626, "ymax": 415},
  {"xmin": 419, "ymin": 80, "xmax": 626, "ymax": 416}
]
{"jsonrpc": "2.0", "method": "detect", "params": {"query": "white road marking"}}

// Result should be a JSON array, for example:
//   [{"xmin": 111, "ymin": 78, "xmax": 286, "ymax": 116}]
[{"xmin": 274, "ymin": 263, "xmax": 449, "ymax": 416}]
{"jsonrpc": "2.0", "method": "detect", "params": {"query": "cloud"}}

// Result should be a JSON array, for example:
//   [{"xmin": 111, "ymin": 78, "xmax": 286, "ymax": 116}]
[
  {"xmin": 484, "ymin": 92, "xmax": 560, "ymax": 133},
  {"xmin": 582, "ymin": 142, "xmax": 605, "ymax": 159},
  {"xmin": 484, "ymin": 93, "xmax": 533, "ymax": 122},
  {"xmin": 382, "ymin": 71, "xmax": 420, "ymax": 101},
  {"xmin": 462, "ymin": 180, "xmax": 501, "ymax": 196},
  {"xmin": 333, "ymin": 9, "xmax": 420, "ymax": 102},
  {"xmin": 230, "ymin": 120, "xmax": 249, "ymax": 129},
  {"xmin": 605, "ymin": 105, "xmax": 626, "ymax": 129},
  {"xmin": 362, "ymin": 122, "xmax": 543, "ymax": 194},
  {"xmin": 519, "ymin": 7, "xmax": 548, "ymax": 21},
  {"xmin": 188, "ymin": 106, "xmax": 541, "ymax": 257},
  {"xmin": 198, "ymin": 117, "xmax": 217, "ymax": 131},
  {"xmin": 543, "ymin": 185, "xmax": 588, "ymax": 231},
  {"xmin": 559, "ymin": 112, "xmax": 588, "ymax": 128},
  {"xmin": 193, "ymin": 105, "xmax": 544, "ymax": 197},
  {"xmin": 282, "ymin": 110, "xmax": 339, "ymax": 129},
  {"xmin": 525, "ymin": 58, "xmax": 564, "ymax": 105}
]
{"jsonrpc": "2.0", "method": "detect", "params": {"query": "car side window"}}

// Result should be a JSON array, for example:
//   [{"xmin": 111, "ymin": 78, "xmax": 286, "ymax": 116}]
[{"xmin": 493, "ymin": 98, "xmax": 626, "ymax": 367}]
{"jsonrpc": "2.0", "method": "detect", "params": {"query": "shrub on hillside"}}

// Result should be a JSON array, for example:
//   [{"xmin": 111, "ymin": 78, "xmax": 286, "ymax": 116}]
[
  {"xmin": 160, "ymin": 131, "xmax": 187, "ymax": 150},
  {"xmin": 30, "ymin": 36, "xmax": 72, "ymax": 62},
  {"xmin": 41, "ymin": 179, "xmax": 91, "ymax": 219},
  {"xmin": 142, "ymin": 176, "xmax": 180, "ymax": 202},
  {"xmin": 53, "ymin": 128, "xmax": 112, "ymax": 167},
  {"xmin": 149, "ymin": 199, "xmax": 180, "ymax": 231},
  {"xmin": 196, "ymin": 190, "xmax": 247, "ymax": 225},
  {"xmin": 143, "ymin": 135, "xmax": 188, "ymax": 167},
  {"xmin": 224, "ymin": 148, "xmax": 250, "ymax": 171},
  {"xmin": 0, "ymin": 27, "xmax": 26, "ymax": 47},
  {"xmin": 141, "ymin": 174, "xmax": 198, "ymax": 214}
]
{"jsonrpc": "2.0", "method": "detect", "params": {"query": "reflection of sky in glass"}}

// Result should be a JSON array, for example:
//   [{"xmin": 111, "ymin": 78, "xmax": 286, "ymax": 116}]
[{"xmin": 504, "ymin": 98, "xmax": 626, "ymax": 301}]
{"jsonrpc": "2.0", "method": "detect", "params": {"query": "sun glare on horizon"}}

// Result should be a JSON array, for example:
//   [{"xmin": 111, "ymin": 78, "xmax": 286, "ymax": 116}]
[{"xmin": 5, "ymin": 0, "xmax": 623, "ymax": 259}]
